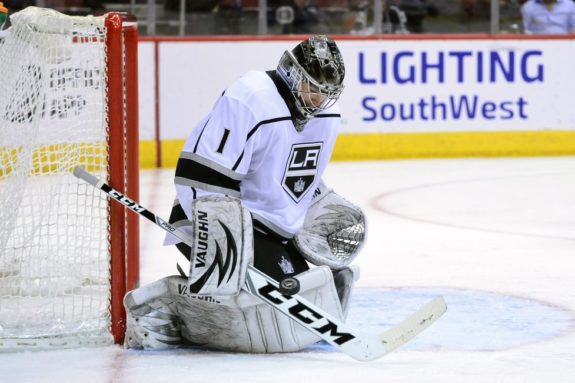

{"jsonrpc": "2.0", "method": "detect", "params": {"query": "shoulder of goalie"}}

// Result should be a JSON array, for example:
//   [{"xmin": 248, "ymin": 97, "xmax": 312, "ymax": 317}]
[
  {"xmin": 295, "ymin": 180, "xmax": 368, "ymax": 270},
  {"xmin": 123, "ymin": 264, "xmax": 359, "ymax": 352},
  {"xmin": 169, "ymin": 194, "xmax": 254, "ymax": 296}
]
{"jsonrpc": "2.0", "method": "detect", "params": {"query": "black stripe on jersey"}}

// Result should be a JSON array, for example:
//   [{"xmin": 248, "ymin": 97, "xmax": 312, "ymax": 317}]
[
  {"xmin": 232, "ymin": 116, "xmax": 292, "ymax": 170},
  {"xmin": 175, "ymin": 156, "xmax": 240, "ymax": 193},
  {"xmin": 247, "ymin": 116, "xmax": 292, "ymax": 140},
  {"xmin": 193, "ymin": 118, "xmax": 211, "ymax": 153},
  {"xmin": 231, "ymin": 114, "xmax": 340, "ymax": 171}
]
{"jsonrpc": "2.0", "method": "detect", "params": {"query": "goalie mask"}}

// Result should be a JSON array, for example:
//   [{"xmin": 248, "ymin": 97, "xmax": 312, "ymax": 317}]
[{"xmin": 276, "ymin": 35, "xmax": 345, "ymax": 131}]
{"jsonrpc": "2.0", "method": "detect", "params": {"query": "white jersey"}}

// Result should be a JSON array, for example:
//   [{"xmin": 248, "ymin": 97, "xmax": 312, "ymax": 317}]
[{"xmin": 170, "ymin": 70, "xmax": 340, "ymax": 239}]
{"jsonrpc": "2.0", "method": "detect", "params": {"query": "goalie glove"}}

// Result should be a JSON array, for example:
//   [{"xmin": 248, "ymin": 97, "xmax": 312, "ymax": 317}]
[{"xmin": 294, "ymin": 181, "xmax": 367, "ymax": 270}]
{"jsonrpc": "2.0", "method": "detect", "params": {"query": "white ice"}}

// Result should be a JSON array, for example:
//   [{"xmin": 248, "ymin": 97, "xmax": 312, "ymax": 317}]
[{"xmin": 1, "ymin": 157, "xmax": 574, "ymax": 383}]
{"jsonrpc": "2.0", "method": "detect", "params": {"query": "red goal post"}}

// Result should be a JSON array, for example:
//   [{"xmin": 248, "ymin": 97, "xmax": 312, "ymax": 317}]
[{"xmin": 106, "ymin": 11, "xmax": 140, "ymax": 345}]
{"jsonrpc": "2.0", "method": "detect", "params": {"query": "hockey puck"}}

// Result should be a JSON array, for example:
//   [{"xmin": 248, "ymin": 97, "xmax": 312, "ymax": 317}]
[{"xmin": 278, "ymin": 277, "xmax": 300, "ymax": 295}]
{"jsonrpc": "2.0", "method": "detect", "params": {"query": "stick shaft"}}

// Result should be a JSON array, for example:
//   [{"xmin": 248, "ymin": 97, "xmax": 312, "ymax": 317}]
[{"xmin": 74, "ymin": 166, "xmax": 192, "ymax": 244}]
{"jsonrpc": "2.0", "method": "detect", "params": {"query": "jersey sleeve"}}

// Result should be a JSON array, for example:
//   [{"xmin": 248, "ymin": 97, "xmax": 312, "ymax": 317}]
[
  {"xmin": 194, "ymin": 94, "xmax": 256, "ymax": 170},
  {"xmin": 172, "ymin": 92, "xmax": 257, "ymax": 217}
]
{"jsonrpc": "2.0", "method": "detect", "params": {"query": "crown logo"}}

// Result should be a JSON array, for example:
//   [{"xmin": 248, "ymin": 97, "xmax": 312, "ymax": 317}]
[
  {"xmin": 294, "ymin": 178, "xmax": 306, "ymax": 193},
  {"xmin": 278, "ymin": 256, "xmax": 295, "ymax": 274}
]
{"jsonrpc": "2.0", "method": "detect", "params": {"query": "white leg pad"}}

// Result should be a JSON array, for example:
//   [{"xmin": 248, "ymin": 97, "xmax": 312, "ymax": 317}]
[
  {"xmin": 236, "ymin": 265, "xmax": 344, "ymax": 353},
  {"xmin": 124, "ymin": 278, "xmax": 182, "ymax": 349},
  {"xmin": 124, "ymin": 265, "xmax": 358, "ymax": 353}
]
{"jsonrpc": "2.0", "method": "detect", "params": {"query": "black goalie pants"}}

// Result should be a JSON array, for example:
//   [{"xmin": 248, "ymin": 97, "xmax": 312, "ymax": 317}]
[{"xmin": 175, "ymin": 229, "xmax": 309, "ymax": 282}]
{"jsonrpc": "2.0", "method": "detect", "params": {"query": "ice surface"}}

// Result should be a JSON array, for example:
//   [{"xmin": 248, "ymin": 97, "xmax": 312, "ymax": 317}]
[{"xmin": 1, "ymin": 157, "xmax": 574, "ymax": 383}]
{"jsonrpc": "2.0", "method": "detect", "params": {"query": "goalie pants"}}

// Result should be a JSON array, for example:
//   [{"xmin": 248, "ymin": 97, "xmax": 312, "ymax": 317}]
[{"xmin": 176, "ymin": 227, "xmax": 309, "ymax": 282}]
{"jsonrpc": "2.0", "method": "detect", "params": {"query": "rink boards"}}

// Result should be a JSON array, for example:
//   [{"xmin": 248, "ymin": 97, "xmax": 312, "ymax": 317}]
[{"xmin": 133, "ymin": 35, "xmax": 575, "ymax": 167}]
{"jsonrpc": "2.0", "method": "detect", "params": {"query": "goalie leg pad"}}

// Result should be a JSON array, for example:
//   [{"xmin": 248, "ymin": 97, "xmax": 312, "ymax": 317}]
[
  {"xmin": 124, "ymin": 267, "xmax": 353, "ymax": 353},
  {"xmin": 233, "ymin": 266, "xmax": 346, "ymax": 353},
  {"xmin": 130, "ymin": 268, "xmax": 346, "ymax": 353},
  {"xmin": 124, "ymin": 276, "xmax": 254, "ymax": 351},
  {"xmin": 181, "ymin": 266, "xmax": 346, "ymax": 353},
  {"xmin": 187, "ymin": 195, "xmax": 253, "ymax": 296},
  {"xmin": 124, "ymin": 278, "xmax": 182, "ymax": 350}
]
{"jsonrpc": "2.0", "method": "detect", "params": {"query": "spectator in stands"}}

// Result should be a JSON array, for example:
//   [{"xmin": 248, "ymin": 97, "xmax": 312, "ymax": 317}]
[
  {"xmin": 521, "ymin": 0, "xmax": 575, "ymax": 34},
  {"xmin": 349, "ymin": 0, "xmax": 438, "ymax": 35},
  {"xmin": 164, "ymin": 0, "xmax": 217, "ymax": 13},
  {"xmin": 215, "ymin": 0, "xmax": 242, "ymax": 34},
  {"xmin": 280, "ymin": 0, "xmax": 323, "ymax": 34},
  {"xmin": 391, "ymin": 0, "xmax": 438, "ymax": 33}
]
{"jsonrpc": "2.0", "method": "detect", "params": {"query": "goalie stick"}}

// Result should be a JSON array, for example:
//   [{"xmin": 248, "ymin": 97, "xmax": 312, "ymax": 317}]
[{"xmin": 73, "ymin": 166, "xmax": 447, "ymax": 361}]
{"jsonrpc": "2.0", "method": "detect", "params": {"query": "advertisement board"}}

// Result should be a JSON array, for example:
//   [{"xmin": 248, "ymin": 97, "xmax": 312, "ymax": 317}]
[{"xmin": 137, "ymin": 36, "xmax": 575, "ymax": 166}]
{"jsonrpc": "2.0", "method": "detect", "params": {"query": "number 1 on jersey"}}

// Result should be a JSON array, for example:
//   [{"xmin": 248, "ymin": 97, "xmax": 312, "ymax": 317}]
[{"xmin": 217, "ymin": 128, "xmax": 231, "ymax": 154}]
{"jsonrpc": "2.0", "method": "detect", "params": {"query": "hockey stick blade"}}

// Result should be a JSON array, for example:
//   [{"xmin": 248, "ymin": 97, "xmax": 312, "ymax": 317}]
[
  {"xmin": 242, "ymin": 266, "xmax": 447, "ymax": 361},
  {"xmin": 73, "ymin": 166, "xmax": 447, "ymax": 361},
  {"xmin": 378, "ymin": 296, "xmax": 447, "ymax": 356}
]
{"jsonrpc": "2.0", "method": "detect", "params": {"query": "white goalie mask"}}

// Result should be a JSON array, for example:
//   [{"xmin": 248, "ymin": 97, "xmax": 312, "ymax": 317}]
[{"xmin": 277, "ymin": 35, "xmax": 345, "ymax": 130}]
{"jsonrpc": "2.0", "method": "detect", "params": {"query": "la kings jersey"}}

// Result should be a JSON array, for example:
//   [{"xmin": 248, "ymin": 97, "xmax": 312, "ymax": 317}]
[{"xmin": 168, "ymin": 70, "xmax": 340, "ymax": 241}]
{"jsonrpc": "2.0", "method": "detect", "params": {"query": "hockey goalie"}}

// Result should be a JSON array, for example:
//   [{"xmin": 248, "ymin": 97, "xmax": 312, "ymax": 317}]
[{"xmin": 124, "ymin": 35, "xmax": 368, "ymax": 353}]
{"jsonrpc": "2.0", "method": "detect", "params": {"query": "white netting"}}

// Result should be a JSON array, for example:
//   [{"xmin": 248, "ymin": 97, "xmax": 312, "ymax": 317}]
[{"xmin": 0, "ymin": 7, "xmax": 112, "ymax": 349}]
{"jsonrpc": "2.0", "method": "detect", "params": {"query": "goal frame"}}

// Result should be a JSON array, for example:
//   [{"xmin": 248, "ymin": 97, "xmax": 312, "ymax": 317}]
[
  {"xmin": 0, "ymin": 9, "xmax": 140, "ymax": 348},
  {"xmin": 106, "ymin": 12, "xmax": 140, "ymax": 345}
]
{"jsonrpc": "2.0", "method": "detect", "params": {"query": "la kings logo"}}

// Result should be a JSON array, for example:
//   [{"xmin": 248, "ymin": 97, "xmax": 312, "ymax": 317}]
[{"xmin": 282, "ymin": 142, "xmax": 322, "ymax": 202}]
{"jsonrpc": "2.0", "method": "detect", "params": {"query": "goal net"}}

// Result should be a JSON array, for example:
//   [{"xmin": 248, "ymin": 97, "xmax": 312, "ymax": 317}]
[{"xmin": 0, "ymin": 7, "xmax": 139, "ymax": 350}]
